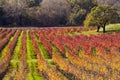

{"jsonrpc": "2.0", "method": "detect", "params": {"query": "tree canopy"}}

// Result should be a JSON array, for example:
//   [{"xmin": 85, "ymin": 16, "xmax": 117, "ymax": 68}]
[{"xmin": 84, "ymin": 5, "xmax": 119, "ymax": 33}]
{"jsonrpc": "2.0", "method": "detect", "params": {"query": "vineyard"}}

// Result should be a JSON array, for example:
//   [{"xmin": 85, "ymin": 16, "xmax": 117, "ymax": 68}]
[{"xmin": 0, "ymin": 27, "xmax": 120, "ymax": 80}]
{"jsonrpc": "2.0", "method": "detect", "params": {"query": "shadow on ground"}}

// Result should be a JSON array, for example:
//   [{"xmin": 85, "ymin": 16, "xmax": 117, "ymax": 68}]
[{"xmin": 99, "ymin": 30, "xmax": 120, "ymax": 34}]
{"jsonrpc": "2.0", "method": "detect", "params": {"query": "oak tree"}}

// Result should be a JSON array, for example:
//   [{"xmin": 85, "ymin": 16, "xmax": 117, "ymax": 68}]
[{"xmin": 84, "ymin": 5, "xmax": 119, "ymax": 33}]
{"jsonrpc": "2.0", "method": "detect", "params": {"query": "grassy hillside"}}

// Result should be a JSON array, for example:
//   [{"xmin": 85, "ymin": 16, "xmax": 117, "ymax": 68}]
[
  {"xmin": 106, "ymin": 24, "xmax": 120, "ymax": 33},
  {"xmin": 81, "ymin": 24, "xmax": 120, "ymax": 35}
]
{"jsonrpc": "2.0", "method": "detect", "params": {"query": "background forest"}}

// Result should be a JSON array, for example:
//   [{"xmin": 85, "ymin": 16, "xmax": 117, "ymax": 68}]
[{"xmin": 0, "ymin": 0, "xmax": 120, "ymax": 27}]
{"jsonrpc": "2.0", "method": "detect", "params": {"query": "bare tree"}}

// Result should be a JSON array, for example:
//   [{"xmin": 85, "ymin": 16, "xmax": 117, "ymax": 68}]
[
  {"xmin": 35, "ymin": 0, "xmax": 70, "ymax": 26},
  {"xmin": 97, "ymin": 0, "xmax": 120, "ymax": 10},
  {"xmin": 3, "ymin": 0, "xmax": 27, "ymax": 25}
]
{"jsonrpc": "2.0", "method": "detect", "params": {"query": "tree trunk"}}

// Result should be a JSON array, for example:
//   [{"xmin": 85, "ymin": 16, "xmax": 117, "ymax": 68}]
[
  {"xmin": 97, "ymin": 26, "xmax": 100, "ymax": 32},
  {"xmin": 103, "ymin": 26, "xmax": 106, "ymax": 33}
]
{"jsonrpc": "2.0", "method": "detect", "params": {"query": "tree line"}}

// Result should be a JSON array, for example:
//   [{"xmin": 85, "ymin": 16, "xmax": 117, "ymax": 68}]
[{"xmin": 0, "ymin": 0, "xmax": 119, "ymax": 27}]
